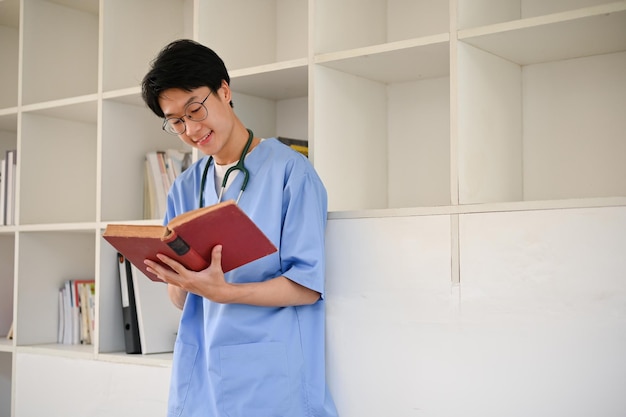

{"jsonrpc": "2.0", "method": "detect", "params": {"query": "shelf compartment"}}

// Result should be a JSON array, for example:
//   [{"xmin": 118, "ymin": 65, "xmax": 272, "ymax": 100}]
[
  {"xmin": 230, "ymin": 63, "xmax": 309, "ymax": 143},
  {"xmin": 458, "ymin": 3, "xmax": 626, "ymax": 65},
  {"xmin": 100, "ymin": 94, "xmax": 184, "ymax": 222},
  {"xmin": 522, "ymin": 51, "xmax": 626, "ymax": 201},
  {"xmin": 0, "ymin": 113, "xmax": 18, "ymax": 156},
  {"xmin": 234, "ymin": 92, "xmax": 309, "ymax": 147},
  {"xmin": 230, "ymin": 60, "xmax": 308, "ymax": 100},
  {"xmin": 197, "ymin": 0, "xmax": 308, "ymax": 71},
  {"xmin": 19, "ymin": 100, "xmax": 98, "ymax": 224},
  {"xmin": 102, "ymin": 0, "xmax": 192, "ymax": 93},
  {"xmin": 314, "ymin": 39, "xmax": 451, "ymax": 211},
  {"xmin": 315, "ymin": 0, "xmax": 449, "ymax": 55},
  {"xmin": 98, "ymin": 237, "xmax": 182, "ymax": 357},
  {"xmin": 0, "ymin": 0, "xmax": 20, "ymax": 110},
  {"xmin": 457, "ymin": 44, "xmax": 626, "ymax": 204},
  {"xmin": 15, "ymin": 230, "xmax": 96, "ymax": 348},
  {"xmin": 457, "ymin": 2, "xmax": 626, "ymax": 205},
  {"xmin": 21, "ymin": 0, "xmax": 98, "ymax": 105}
]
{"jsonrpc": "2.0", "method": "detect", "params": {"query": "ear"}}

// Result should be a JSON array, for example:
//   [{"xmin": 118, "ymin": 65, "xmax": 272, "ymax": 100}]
[{"xmin": 219, "ymin": 80, "xmax": 231, "ymax": 103}]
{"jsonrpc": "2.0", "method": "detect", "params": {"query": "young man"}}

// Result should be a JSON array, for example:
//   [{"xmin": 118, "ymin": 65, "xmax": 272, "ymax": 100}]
[{"xmin": 141, "ymin": 39, "xmax": 338, "ymax": 417}]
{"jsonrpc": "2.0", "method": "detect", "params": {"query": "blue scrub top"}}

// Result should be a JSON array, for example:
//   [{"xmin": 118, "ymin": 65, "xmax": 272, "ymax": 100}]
[{"xmin": 164, "ymin": 138, "xmax": 338, "ymax": 417}]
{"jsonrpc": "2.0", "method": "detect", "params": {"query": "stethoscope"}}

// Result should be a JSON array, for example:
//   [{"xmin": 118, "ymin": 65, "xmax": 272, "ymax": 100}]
[{"xmin": 199, "ymin": 129, "xmax": 254, "ymax": 208}]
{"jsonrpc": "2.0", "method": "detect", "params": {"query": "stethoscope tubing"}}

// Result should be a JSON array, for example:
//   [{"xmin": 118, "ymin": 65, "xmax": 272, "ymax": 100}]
[{"xmin": 198, "ymin": 129, "xmax": 254, "ymax": 208}]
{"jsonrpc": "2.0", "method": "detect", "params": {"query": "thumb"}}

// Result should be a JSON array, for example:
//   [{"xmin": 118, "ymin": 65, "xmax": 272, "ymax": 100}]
[{"xmin": 211, "ymin": 244, "xmax": 223, "ymax": 265}]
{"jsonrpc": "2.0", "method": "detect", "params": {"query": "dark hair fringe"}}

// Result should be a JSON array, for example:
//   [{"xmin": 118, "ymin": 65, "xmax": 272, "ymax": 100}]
[{"xmin": 141, "ymin": 39, "xmax": 230, "ymax": 117}]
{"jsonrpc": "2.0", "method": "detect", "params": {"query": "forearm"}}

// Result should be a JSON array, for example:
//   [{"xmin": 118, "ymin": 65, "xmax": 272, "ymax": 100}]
[
  {"xmin": 215, "ymin": 276, "xmax": 320, "ymax": 307},
  {"xmin": 168, "ymin": 284, "xmax": 188, "ymax": 310},
  {"xmin": 147, "ymin": 250, "xmax": 320, "ymax": 307}
]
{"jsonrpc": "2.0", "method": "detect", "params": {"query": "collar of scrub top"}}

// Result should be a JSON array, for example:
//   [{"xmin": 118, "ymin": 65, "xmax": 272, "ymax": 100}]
[{"xmin": 199, "ymin": 129, "xmax": 254, "ymax": 208}]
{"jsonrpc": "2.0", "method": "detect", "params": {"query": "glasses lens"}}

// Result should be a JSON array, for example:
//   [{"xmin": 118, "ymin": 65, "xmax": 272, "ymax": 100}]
[
  {"xmin": 185, "ymin": 101, "xmax": 208, "ymax": 122},
  {"xmin": 161, "ymin": 98, "xmax": 209, "ymax": 135},
  {"xmin": 163, "ymin": 118, "xmax": 186, "ymax": 135}
]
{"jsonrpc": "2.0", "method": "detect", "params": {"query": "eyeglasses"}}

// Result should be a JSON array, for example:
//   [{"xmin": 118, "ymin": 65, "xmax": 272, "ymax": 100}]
[{"xmin": 162, "ymin": 91, "xmax": 212, "ymax": 135}]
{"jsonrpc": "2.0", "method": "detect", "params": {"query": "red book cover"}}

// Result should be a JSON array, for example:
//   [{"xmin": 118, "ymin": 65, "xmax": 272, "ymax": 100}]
[{"xmin": 103, "ymin": 200, "xmax": 277, "ymax": 282}]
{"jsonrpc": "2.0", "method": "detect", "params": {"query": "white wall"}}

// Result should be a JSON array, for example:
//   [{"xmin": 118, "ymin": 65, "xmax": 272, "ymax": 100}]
[
  {"xmin": 0, "ymin": 353, "xmax": 11, "ymax": 417},
  {"xmin": 456, "ymin": 206, "xmax": 626, "ymax": 417},
  {"xmin": 14, "ymin": 353, "xmax": 170, "ymax": 417},
  {"xmin": 325, "ymin": 206, "xmax": 626, "ymax": 417},
  {"xmin": 326, "ymin": 214, "xmax": 454, "ymax": 416}
]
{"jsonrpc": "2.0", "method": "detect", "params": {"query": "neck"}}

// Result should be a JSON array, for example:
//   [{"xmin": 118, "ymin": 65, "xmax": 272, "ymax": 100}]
[{"xmin": 215, "ymin": 127, "xmax": 255, "ymax": 165}]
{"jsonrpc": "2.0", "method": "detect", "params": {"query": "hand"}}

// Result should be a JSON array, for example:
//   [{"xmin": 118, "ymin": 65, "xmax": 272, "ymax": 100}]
[
  {"xmin": 145, "ymin": 245, "xmax": 321, "ymax": 307},
  {"xmin": 144, "ymin": 245, "xmax": 233, "ymax": 304}
]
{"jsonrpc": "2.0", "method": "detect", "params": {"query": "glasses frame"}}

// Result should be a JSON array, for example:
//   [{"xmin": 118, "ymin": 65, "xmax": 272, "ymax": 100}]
[{"xmin": 162, "ymin": 91, "xmax": 212, "ymax": 135}]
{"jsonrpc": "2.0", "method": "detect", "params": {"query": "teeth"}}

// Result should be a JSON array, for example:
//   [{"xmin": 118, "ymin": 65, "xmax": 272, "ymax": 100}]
[{"xmin": 196, "ymin": 132, "xmax": 210, "ymax": 144}]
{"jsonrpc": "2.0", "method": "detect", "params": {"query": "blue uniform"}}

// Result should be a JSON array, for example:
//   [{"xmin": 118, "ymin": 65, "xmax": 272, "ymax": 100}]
[{"xmin": 164, "ymin": 138, "xmax": 338, "ymax": 417}]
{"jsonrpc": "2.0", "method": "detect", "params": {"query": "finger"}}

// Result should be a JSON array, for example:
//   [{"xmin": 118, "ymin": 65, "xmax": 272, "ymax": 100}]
[
  {"xmin": 145, "ymin": 265, "xmax": 165, "ymax": 281},
  {"xmin": 145, "ymin": 257, "xmax": 184, "ymax": 285},
  {"xmin": 144, "ymin": 262, "xmax": 169, "ymax": 282},
  {"xmin": 211, "ymin": 245, "xmax": 223, "ymax": 268},
  {"xmin": 156, "ymin": 253, "xmax": 187, "ymax": 274},
  {"xmin": 144, "ymin": 260, "xmax": 174, "ymax": 283}
]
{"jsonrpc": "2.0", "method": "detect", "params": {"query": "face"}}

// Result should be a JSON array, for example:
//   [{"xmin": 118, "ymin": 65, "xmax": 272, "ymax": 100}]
[{"xmin": 158, "ymin": 82, "xmax": 236, "ymax": 159}]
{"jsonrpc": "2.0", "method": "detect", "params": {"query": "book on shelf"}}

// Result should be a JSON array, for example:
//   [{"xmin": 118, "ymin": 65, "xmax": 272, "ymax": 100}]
[
  {"xmin": 117, "ymin": 253, "xmax": 141, "ymax": 354},
  {"xmin": 113, "ymin": 254, "xmax": 182, "ymax": 354},
  {"xmin": 1, "ymin": 149, "xmax": 17, "ymax": 226},
  {"xmin": 0, "ymin": 158, "xmax": 5, "ymax": 226},
  {"xmin": 103, "ymin": 200, "xmax": 277, "ymax": 283},
  {"xmin": 80, "ymin": 281, "xmax": 96, "ymax": 345},
  {"xmin": 130, "ymin": 262, "xmax": 182, "ymax": 354},
  {"xmin": 144, "ymin": 149, "xmax": 192, "ymax": 220},
  {"xmin": 278, "ymin": 137, "xmax": 308, "ymax": 158},
  {"xmin": 58, "ymin": 279, "xmax": 95, "ymax": 345},
  {"xmin": 145, "ymin": 151, "xmax": 168, "ymax": 220},
  {"xmin": 6, "ymin": 321, "xmax": 13, "ymax": 340}
]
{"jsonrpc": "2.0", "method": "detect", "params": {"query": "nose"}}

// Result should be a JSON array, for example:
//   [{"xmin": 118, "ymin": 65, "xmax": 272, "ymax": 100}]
[{"xmin": 184, "ymin": 117, "xmax": 203, "ymax": 136}]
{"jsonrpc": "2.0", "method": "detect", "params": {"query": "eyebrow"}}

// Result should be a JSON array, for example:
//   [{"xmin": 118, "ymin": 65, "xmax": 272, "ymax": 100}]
[{"xmin": 162, "ymin": 93, "xmax": 203, "ymax": 118}]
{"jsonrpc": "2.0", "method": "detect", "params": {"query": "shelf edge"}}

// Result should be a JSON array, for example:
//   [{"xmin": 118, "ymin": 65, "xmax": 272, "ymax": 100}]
[
  {"xmin": 458, "ymin": 2, "xmax": 626, "ymax": 40},
  {"xmin": 315, "ymin": 33, "xmax": 450, "ymax": 64},
  {"xmin": 328, "ymin": 197, "xmax": 626, "ymax": 220}
]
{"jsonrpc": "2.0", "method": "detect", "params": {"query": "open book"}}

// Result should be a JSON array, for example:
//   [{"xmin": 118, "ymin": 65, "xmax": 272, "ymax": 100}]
[{"xmin": 103, "ymin": 200, "xmax": 277, "ymax": 282}]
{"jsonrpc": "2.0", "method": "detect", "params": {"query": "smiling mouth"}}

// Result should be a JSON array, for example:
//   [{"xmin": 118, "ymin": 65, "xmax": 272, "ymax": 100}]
[{"xmin": 194, "ymin": 131, "xmax": 212, "ymax": 145}]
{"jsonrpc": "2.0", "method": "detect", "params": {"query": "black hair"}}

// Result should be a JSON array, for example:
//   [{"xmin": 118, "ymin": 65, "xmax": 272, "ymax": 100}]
[{"xmin": 141, "ymin": 39, "xmax": 231, "ymax": 117}]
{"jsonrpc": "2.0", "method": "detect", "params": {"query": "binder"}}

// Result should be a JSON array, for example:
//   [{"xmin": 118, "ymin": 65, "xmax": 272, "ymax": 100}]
[
  {"xmin": 117, "ymin": 253, "xmax": 142, "ymax": 354},
  {"xmin": 131, "ymin": 264, "xmax": 182, "ymax": 354}
]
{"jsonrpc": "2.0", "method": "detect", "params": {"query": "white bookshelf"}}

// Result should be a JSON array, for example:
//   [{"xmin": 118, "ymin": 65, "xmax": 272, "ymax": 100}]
[
  {"xmin": 0, "ymin": 11, "xmax": 18, "ymax": 416},
  {"xmin": 457, "ymin": 1, "xmax": 626, "ymax": 204},
  {"xmin": 0, "ymin": 0, "xmax": 625, "ymax": 416}
]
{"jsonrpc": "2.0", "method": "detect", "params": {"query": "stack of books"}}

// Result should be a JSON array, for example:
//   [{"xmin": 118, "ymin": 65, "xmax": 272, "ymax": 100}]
[
  {"xmin": 144, "ymin": 149, "xmax": 191, "ymax": 220},
  {"xmin": 58, "ymin": 280, "xmax": 95, "ymax": 345}
]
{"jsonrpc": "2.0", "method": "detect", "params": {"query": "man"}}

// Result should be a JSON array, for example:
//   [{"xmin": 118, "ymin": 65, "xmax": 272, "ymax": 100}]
[{"xmin": 141, "ymin": 39, "xmax": 338, "ymax": 417}]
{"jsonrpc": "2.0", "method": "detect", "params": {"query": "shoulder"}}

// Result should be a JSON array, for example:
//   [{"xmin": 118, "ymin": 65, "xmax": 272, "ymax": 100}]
[
  {"xmin": 259, "ymin": 137, "xmax": 302, "ymax": 156},
  {"xmin": 257, "ymin": 138, "xmax": 312, "ymax": 172},
  {"xmin": 257, "ymin": 138, "xmax": 326, "ymax": 196}
]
